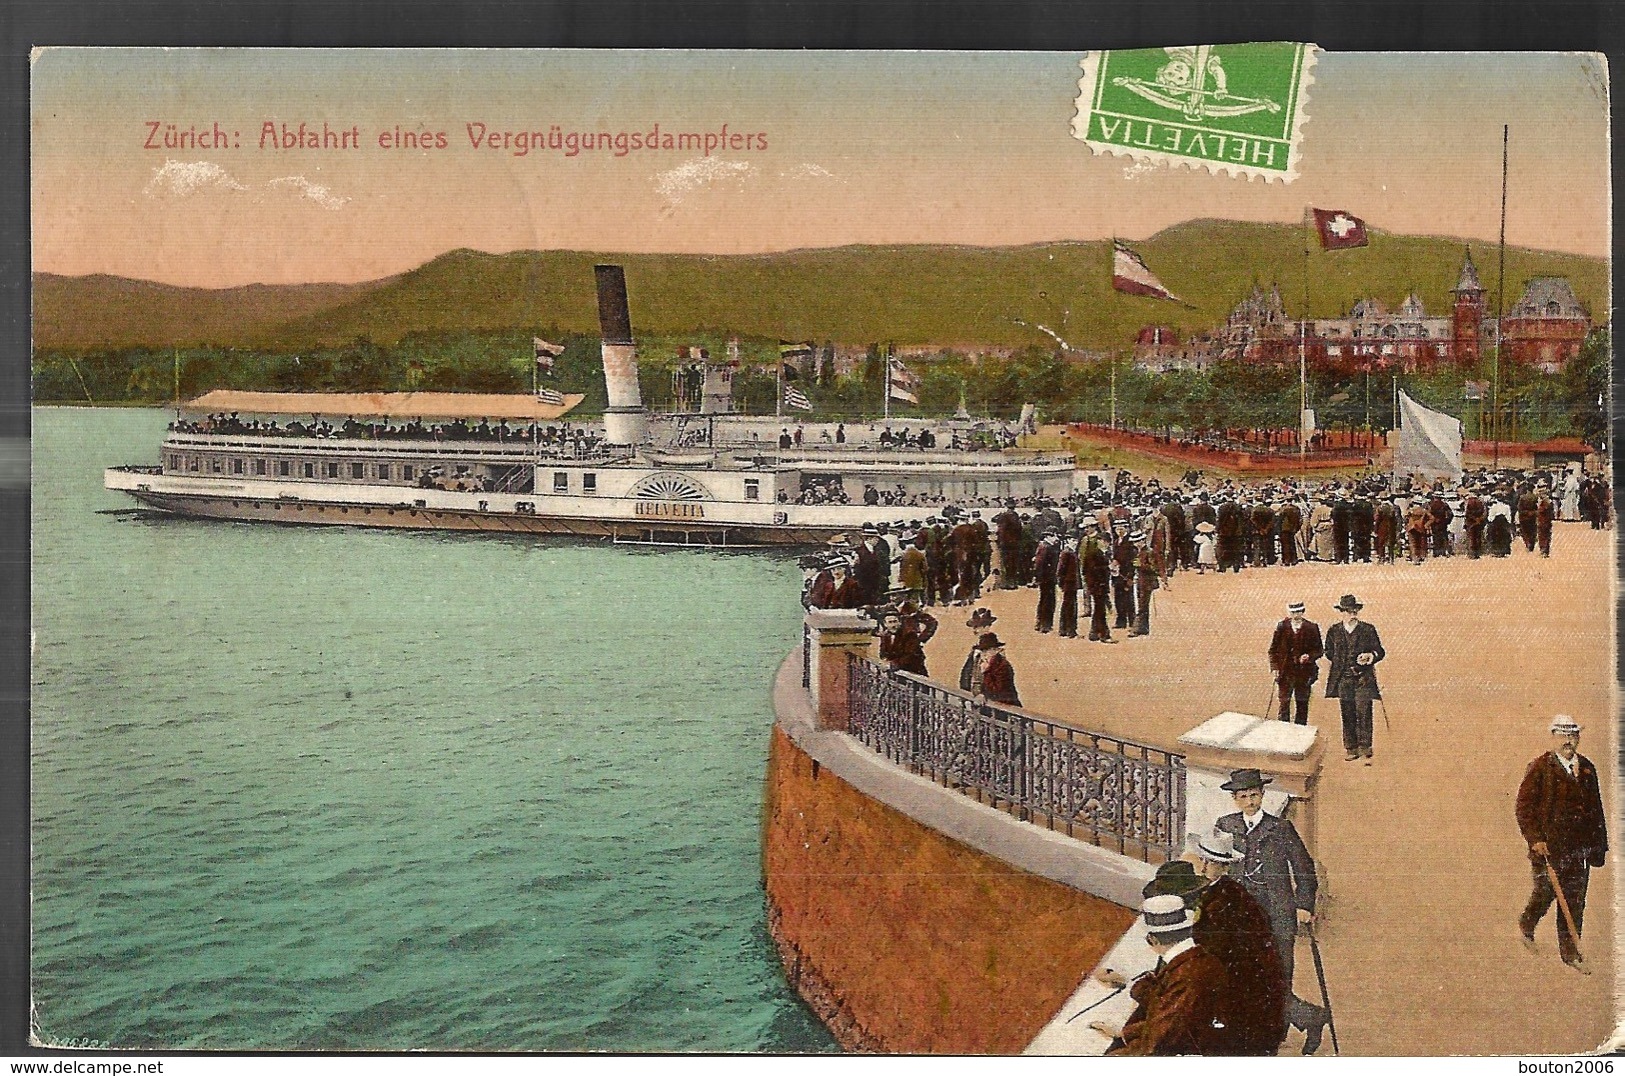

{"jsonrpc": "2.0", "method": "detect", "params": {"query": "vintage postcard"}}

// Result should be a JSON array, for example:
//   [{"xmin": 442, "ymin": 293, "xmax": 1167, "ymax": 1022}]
[{"xmin": 27, "ymin": 47, "xmax": 1614, "ymax": 1059}]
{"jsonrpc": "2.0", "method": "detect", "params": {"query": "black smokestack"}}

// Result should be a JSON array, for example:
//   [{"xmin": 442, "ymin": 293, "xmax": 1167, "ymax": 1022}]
[{"xmin": 594, "ymin": 264, "xmax": 634, "ymax": 345}]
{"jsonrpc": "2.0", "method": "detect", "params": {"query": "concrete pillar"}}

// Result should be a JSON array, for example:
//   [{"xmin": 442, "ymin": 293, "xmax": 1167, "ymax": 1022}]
[{"xmin": 803, "ymin": 609, "xmax": 876, "ymax": 732}]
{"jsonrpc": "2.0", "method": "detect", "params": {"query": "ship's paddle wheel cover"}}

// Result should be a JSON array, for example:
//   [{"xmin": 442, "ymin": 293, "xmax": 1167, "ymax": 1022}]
[{"xmin": 629, "ymin": 472, "xmax": 711, "ymax": 500}]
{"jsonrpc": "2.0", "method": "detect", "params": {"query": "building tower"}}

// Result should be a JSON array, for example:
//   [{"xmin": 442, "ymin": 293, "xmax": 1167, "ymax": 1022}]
[{"xmin": 1451, "ymin": 247, "xmax": 1487, "ymax": 366}]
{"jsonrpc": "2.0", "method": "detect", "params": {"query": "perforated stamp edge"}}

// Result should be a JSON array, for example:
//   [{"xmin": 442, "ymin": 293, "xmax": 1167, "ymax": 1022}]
[{"xmin": 1071, "ymin": 44, "xmax": 1318, "ymax": 184}]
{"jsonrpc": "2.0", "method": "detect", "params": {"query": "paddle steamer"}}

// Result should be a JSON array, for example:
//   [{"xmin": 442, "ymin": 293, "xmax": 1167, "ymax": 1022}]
[{"xmin": 106, "ymin": 266, "xmax": 1087, "ymax": 546}]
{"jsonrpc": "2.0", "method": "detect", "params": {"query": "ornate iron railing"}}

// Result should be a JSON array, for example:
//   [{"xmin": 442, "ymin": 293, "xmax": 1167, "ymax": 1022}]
[{"xmin": 846, "ymin": 654, "xmax": 1186, "ymax": 864}]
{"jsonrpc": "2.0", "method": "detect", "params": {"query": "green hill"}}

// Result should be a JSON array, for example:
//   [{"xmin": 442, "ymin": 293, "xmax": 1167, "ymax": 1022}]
[
  {"xmin": 32, "ymin": 220, "xmax": 1608, "ymax": 353},
  {"xmin": 32, "ymin": 273, "xmax": 391, "ymax": 351}
]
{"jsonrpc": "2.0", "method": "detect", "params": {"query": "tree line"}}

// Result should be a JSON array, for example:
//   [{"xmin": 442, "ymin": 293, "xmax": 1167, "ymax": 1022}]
[{"xmin": 33, "ymin": 326, "xmax": 1609, "ymax": 449}]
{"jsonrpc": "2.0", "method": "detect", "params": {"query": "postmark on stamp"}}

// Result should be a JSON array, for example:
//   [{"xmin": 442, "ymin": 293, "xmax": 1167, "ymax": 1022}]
[{"xmin": 1073, "ymin": 43, "xmax": 1317, "ymax": 182}]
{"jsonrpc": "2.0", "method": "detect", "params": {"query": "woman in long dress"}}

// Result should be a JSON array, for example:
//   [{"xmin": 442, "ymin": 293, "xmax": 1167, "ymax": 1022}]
[
  {"xmin": 1308, "ymin": 499, "xmax": 1336, "ymax": 561},
  {"xmin": 1561, "ymin": 469, "xmax": 1582, "ymax": 521}
]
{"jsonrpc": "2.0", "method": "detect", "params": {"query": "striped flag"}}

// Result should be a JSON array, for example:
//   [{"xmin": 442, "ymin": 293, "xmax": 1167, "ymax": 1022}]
[
  {"xmin": 534, "ymin": 337, "xmax": 565, "ymax": 373},
  {"xmin": 1111, "ymin": 241, "xmax": 1183, "ymax": 303},
  {"xmin": 888, "ymin": 355, "xmax": 919, "ymax": 404},
  {"xmin": 783, "ymin": 385, "xmax": 813, "ymax": 412},
  {"xmin": 536, "ymin": 387, "xmax": 566, "ymax": 406}
]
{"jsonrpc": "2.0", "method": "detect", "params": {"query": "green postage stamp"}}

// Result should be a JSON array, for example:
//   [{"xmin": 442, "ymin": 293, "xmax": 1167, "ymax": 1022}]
[{"xmin": 1073, "ymin": 43, "xmax": 1316, "ymax": 181}]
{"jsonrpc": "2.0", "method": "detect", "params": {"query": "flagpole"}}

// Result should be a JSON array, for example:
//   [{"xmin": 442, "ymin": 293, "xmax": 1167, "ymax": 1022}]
[
  {"xmin": 1493, "ymin": 123, "xmax": 1507, "ymax": 470},
  {"xmin": 883, "ymin": 344, "xmax": 891, "ymax": 422},
  {"xmin": 1300, "ymin": 206, "xmax": 1309, "ymax": 460},
  {"xmin": 776, "ymin": 347, "xmax": 783, "ymax": 420}
]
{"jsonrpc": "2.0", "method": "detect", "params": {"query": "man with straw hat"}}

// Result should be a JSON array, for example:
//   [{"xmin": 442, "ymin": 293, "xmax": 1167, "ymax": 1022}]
[
  {"xmin": 1516, "ymin": 715, "xmax": 1608, "ymax": 974},
  {"xmin": 1096, "ymin": 894, "xmax": 1231, "ymax": 1055},
  {"xmin": 1140, "ymin": 834, "xmax": 1287, "ymax": 1055},
  {"xmin": 1268, "ymin": 601, "xmax": 1323, "ymax": 726}
]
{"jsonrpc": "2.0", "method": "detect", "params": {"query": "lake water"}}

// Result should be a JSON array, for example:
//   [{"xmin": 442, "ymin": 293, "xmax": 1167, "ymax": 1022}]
[{"xmin": 30, "ymin": 406, "xmax": 835, "ymax": 1051}]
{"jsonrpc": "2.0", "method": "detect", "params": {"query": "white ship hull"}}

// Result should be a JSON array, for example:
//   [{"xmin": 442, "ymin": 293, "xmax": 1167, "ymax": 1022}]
[{"xmin": 104, "ymin": 467, "xmax": 944, "ymax": 547}]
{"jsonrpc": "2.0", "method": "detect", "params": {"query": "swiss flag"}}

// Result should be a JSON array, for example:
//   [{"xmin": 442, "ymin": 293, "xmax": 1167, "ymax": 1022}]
[{"xmin": 1313, "ymin": 208, "xmax": 1369, "ymax": 250}]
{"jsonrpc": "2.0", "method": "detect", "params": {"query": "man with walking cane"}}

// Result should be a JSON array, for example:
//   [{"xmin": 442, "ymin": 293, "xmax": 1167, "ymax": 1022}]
[
  {"xmin": 1268, "ymin": 601, "xmax": 1323, "ymax": 725},
  {"xmin": 1516, "ymin": 716, "xmax": 1608, "ymax": 975},
  {"xmin": 1215, "ymin": 768, "xmax": 1331, "ymax": 1054},
  {"xmin": 1324, "ymin": 594, "xmax": 1384, "ymax": 764}
]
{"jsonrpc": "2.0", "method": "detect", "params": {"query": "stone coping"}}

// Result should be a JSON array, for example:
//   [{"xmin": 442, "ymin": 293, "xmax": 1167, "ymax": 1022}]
[
  {"xmin": 772, "ymin": 652, "xmax": 1155, "ymax": 910},
  {"xmin": 1180, "ymin": 710, "xmax": 1318, "ymax": 759}
]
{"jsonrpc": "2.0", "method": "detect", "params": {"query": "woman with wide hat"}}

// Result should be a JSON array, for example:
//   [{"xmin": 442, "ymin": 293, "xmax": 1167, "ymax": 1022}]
[{"xmin": 968, "ymin": 632, "xmax": 1020, "ymax": 707}]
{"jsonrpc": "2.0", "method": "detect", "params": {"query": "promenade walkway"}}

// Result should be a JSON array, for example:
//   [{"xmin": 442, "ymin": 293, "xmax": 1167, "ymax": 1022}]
[{"xmin": 921, "ymin": 526, "xmax": 1616, "ymax": 1055}]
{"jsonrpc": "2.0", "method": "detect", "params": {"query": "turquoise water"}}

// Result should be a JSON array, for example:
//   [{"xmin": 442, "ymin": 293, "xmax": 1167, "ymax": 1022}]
[{"xmin": 30, "ymin": 407, "xmax": 834, "ymax": 1051}]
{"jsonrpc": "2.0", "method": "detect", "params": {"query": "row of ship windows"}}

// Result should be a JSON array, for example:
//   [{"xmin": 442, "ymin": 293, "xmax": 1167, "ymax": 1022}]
[{"xmin": 168, "ymin": 455, "xmax": 427, "ymax": 481}]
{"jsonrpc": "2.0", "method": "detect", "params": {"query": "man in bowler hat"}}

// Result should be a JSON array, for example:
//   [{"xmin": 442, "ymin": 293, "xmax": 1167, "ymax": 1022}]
[
  {"xmin": 1517, "ymin": 716, "xmax": 1608, "ymax": 973},
  {"xmin": 1323, "ymin": 594, "xmax": 1384, "ymax": 763},
  {"xmin": 1215, "ymin": 769, "xmax": 1328, "ymax": 1054}
]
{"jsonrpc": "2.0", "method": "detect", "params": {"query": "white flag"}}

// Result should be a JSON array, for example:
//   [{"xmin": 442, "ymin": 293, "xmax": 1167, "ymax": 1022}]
[{"xmin": 1395, "ymin": 391, "xmax": 1462, "ymax": 482}]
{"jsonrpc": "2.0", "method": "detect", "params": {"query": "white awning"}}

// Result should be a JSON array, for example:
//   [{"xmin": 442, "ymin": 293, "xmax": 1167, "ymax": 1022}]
[{"xmin": 184, "ymin": 390, "xmax": 585, "ymax": 422}]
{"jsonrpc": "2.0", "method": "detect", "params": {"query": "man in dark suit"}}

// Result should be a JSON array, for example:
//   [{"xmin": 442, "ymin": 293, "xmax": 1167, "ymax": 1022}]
[
  {"xmin": 1268, "ymin": 601, "xmax": 1323, "ymax": 725},
  {"xmin": 1330, "ymin": 493, "xmax": 1352, "ymax": 564},
  {"xmin": 1278, "ymin": 499, "xmax": 1303, "ymax": 567},
  {"xmin": 1056, "ymin": 536, "xmax": 1082, "ymax": 638},
  {"xmin": 1373, "ymin": 495, "xmax": 1400, "ymax": 564},
  {"xmin": 1081, "ymin": 524, "xmax": 1115, "ymax": 644},
  {"xmin": 1032, "ymin": 533, "xmax": 1059, "ymax": 633},
  {"xmin": 1323, "ymin": 593, "xmax": 1384, "ymax": 762},
  {"xmin": 1250, "ymin": 500, "xmax": 1277, "ymax": 567},
  {"xmin": 1427, "ymin": 488, "xmax": 1454, "ymax": 557},
  {"xmin": 1517, "ymin": 485, "xmax": 1540, "ymax": 552},
  {"xmin": 949, "ymin": 514, "xmax": 980, "ymax": 604},
  {"xmin": 1464, "ymin": 489, "xmax": 1488, "ymax": 558},
  {"xmin": 852, "ymin": 525, "xmax": 887, "ymax": 605},
  {"xmin": 1216, "ymin": 498, "xmax": 1246, "ymax": 573},
  {"xmin": 1097, "ymin": 895, "xmax": 1232, "ymax": 1056},
  {"xmin": 1112, "ymin": 528, "xmax": 1137, "ymax": 628},
  {"xmin": 1215, "ymin": 769, "xmax": 1328, "ymax": 1054},
  {"xmin": 1350, "ymin": 489, "xmax": 1375, "ymax": 562},
  {"xmin": 1517, "ymin": 716, "xmax": 1608, "ymax": 973},
  {"xmin": 1161, "ymin": 496, "xmax": 1190, "ymax": 569},
  {"xmin": 1189, "ymin": 494, "xmax": 1216, "ymax": 567},
  {"xmin": 1535, "ymin": 485, "xmax": 1556, "ymax": 557}
]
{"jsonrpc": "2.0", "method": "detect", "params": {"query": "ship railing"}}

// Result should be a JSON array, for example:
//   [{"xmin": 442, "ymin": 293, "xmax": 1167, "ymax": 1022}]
[
  {"xmin": 108, "ymin": 465, "xmax": 163, "ymax": 474},
  {"xmin": 845, "ymin": 654, "xmax": 1186, "ymax": 864}
]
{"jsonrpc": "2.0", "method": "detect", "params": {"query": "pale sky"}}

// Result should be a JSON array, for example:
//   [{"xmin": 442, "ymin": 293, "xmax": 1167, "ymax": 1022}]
[{"xmin": 30, "ymin": 49, "xmax": 1610, "ymax": 287}]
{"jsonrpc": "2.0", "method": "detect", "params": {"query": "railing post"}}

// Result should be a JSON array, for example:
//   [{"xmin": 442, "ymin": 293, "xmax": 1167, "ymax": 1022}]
[{"xmin": 803, "ymin": 609, "xmax": 876, "ymax": 732}]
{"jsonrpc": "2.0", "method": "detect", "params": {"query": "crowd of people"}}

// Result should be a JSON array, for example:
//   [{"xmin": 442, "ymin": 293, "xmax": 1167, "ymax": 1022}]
[
  {"xmin": 172, "ymin": 412, "xmax": 608, "ymax": 454},
  {"xmin": 805, "ymin": 463, "xmax": 1605, "ymax": 636}
]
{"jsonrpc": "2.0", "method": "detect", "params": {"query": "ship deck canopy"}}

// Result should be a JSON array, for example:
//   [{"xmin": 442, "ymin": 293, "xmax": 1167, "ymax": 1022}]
[{"xmin": 183, "ymin": 390, "xmax": 585, "ymax": 422}]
